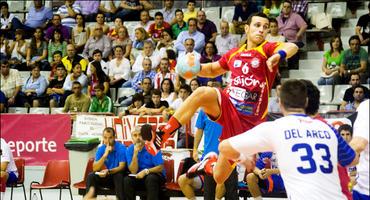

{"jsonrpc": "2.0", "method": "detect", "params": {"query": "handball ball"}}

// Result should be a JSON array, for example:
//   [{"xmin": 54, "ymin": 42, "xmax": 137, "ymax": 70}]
[{"xmin": 176, "ymin": 52, "xmax": 201, "ymax": 79}]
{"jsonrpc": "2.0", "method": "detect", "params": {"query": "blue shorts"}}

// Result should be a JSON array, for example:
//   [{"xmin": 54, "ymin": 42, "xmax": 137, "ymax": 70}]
[
  {"xmin": 260, "ymin": 174, "xmax": 285, "ymax": 193},
  {"xmin": 0, "ymin": 90, "xmax": 6, "ymax": 104},
  {"xmin": 6, "ymin": 172, "xmax": 18, "ymax": 186},
  {"xmin": 353, "ymin": 190, "xmax": 370, "ymax": 200}
]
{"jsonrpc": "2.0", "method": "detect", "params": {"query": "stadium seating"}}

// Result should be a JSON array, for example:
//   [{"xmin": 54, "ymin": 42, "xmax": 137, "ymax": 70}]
[
  {"xmin": 332, "ymin": 85, "xmax": 350, "ymax": 105},
  {"xmin": 29, "ymin": 107, "xmax": 50, "ymax": 114},
  {"xmin": 220, "ymin": 6, "xmax": 234, "ymax": 22},
  {"xmin": 317, "ymin": 85, "xmax": 334, "ymax": 104}
]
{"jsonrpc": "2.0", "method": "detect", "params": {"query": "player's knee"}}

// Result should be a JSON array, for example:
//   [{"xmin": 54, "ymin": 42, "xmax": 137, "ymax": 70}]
[
  {"xmin": 246, "ymin": 172, "xmax": 258, "ymax": 184},
  {"xmin": 178, "ymin": 174, "xmax": 190, "ymax": 187}
]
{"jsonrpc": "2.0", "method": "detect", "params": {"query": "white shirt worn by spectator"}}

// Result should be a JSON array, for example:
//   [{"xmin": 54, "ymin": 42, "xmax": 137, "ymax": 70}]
[
  {"xmin": 215, "ymin": 33, "xmax": 239, "ymax": 55},
  {"xmin": 352, "ymin": 99, "xmax": 369, "ymax": 196},
  {"xmin": 0, "ymin": 68, "xmax": 23, "ymax": 98},
  {"xmin": 0, "ymin": 138, "xmax": 18, "ymax": 176},
  {"xmin": 0, "ymin": 13, "xmax": 16, "ymax": 29},
  {"xmin": 108, "ymin": 57, "xmax": 131, "ymax": 81},
  {"xmin": 266, "ymin": 33, "xmax": 286, "ymax": 42},
  {"xmin": 131, "ymin": 51, "xmax": 161, "ymax": 73},
  {"xmin": 86, "ymin": 60, "xmax": 110, "ymax": 77},
  {"xmin": 229, "ymin": 114, "xmax": 356, "ymax": 200}
]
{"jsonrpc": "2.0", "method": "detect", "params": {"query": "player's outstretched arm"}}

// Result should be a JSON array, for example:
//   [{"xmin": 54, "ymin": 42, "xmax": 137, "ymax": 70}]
[
  {"xmin": 198, "ymin": 61, "xmax": 227, "ymax": 78},
  {"xmin": 266, "ymin": 42, "xmax": 299, "ymax": 72}
]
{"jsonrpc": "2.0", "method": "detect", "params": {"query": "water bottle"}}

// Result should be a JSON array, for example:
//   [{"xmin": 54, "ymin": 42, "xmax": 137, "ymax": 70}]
[{"xmin": 32, "ymin": 192, "xmax": 38, "ymax": 200}]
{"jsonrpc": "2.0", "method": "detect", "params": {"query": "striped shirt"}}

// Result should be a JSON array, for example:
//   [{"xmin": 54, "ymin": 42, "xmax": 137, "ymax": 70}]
[{"xmin": 57, "ymin": 4, "xmax": 81, "ymax": 27}]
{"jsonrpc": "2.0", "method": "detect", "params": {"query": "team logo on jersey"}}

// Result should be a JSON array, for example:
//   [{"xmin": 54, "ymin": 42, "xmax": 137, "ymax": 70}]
[
  {"xmin": 233, "ymin": 60, "xmax": 242, "ymax": 68},
  {"xmin": 240, "ymin": 53, "xmax": 252, "ymax": 57},
  {"xmin": 251, "ymin": 58, "xmax": 260, "ymax": 68}
]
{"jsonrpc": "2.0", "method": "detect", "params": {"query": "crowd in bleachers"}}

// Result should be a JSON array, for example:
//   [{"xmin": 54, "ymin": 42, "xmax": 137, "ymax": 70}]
[{"xmin": 1, "ymin": 0, "xmax": 370, "ymax": 199}]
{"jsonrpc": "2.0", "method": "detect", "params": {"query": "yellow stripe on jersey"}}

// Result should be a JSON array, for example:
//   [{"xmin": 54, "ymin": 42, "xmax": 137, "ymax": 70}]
[
  {"xmin": 261, "ymin": 76, "xmax": 270, "ymax": 119},
  {"xmin": 228, "ymin": 44, "xmax": 247, "ymax": 62}
]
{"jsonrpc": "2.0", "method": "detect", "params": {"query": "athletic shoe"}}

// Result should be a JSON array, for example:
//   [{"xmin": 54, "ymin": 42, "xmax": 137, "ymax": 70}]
[
  {"xmin": 144, "ymin": 141, "xmax": 159, "ymax": 156},
  {"xmin": 186, "ymin": 162, "xmax": 202, "ymax": 178},
  {"xmin": 196, "ymin": 152, "xmax": 218, "ymax": 176},
  {"xmin": 154, "ymin": 130, "xmax": 164, "ymax": 149}
]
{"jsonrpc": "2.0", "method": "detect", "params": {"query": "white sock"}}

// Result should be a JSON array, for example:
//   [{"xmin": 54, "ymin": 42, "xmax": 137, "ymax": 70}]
[
  {"xmin": 253, "ymin": 196, "xmax": 262, "ymax": 200},
  {"xmin": 1, "ymin": 192, "xmax": 4, "ymax": 200}
]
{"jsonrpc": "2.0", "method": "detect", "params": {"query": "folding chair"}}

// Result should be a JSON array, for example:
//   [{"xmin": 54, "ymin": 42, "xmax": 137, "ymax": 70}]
[{"xmin": 8, "ymin": 157, "xmax": 26, "ymax": 200}]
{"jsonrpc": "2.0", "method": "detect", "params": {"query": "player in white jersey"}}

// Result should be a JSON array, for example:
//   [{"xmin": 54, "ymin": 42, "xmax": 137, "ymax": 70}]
[
  {"xmin": 350, "ymin": 99, "xmax": 369, "ymax": 200},
  {"xmin": 216, "ymin": 79, "xmax": 359, "ymax": 200}
]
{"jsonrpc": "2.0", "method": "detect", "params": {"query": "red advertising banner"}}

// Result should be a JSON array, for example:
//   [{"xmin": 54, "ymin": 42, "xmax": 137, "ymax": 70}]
[{"xmin": 0, "ymin": 114, "xmax": 71, "ymax": 166}]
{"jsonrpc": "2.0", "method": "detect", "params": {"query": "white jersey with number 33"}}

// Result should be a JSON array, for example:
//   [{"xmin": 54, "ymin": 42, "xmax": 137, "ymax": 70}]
[{"xmin": 229, "ymin": 114, "xmax": 356, "ymax": 200}]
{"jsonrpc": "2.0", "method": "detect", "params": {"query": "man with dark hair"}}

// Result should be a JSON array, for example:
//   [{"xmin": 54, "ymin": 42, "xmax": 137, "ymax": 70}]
[
  {"xmin": 140, "ymin": 89, "xmax": 169, "ymax": 115},
  {"xmin": 338, "ymin": 124, "xmax": 353, "ymax": 143},
  {"xmin": 355, "ymin": 3, "xmax": 370, "ymax": 46},
  {"xmin": 339, "ymin": 35, "xmax": 368, "ymax": 83},
  {"xmin": 217, "ymin": 79, "xmax": 358, "ymax": 199},
  {"xmin": 171, "ymin": 9, "xmax": 188, "ymax": 39},
  {"xmin": 344, "ymin": 86, "xmax": 367, "ymax": 111},
  {"xmin": 0, "ymin": 59, "xmax": 22, "ymax": 108},
  {"xmin": 340, "ymin": 73, "xmax": 369, "ymax": 110},
  {"xmin": 89, "ymin": 84, "xmax": 113, "ymax": 113},
  {"xmin": 174, "ymin": 18, "xmax": 205, "ymax": 54},
  {"xmin": 86, "ymin": 49, "xmax": 109, "ymax": 77},
  {"xmin": 47, "ymin": 64, "xmax": 66, "ymax": 108},
  {"xmin": 148, "ymin": 12, "xmax": 171, "ymax": 43},
  {"xmin": 84, "ymin": 127, "xmax": 126, "ymax": 200},
  {"xmin": 45, "ymin": 14, "xmax": 71, "ymax": 41},
  {"xmin": 63, "ymin": 81, "xmax": 90, "ymax": 112},
  {"xmin": 183, "ymin": 0, "xmax": 197, "ymax": 23},
  {"xmin": 196, "ymin": 10, "xmax": 217, "ymax": 43},
  {"xmin": 231, "ymin": 0, "xmax": 258, "ymax": 34}
]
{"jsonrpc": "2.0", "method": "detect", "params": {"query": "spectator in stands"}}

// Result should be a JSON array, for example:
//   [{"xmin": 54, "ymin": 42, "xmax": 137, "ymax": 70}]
[
  {"xmin": 57, "ymin": 0, "xmax": 81, "ymax": 28},
  {"xmin": 115, "ymin": 0, "xmax": 154, "ymax": 22},
  {"xmin": 0, "ymin": 32, "xmax": 9, "ymax": 60},
  {"xmin": 8, "ymin": 29, "xmax": 27, "ymax": 71},
  {"xmin": 344, "ymin": 86, "xmax": 367, "ymax": 111},
  {"xmin": 246, "ymin": 152, "xmax": 285, "ymax": 199},
  {"xmin": 63, "ymin": 62, "xmax": 88, "ymax": 96},
  {"xmin": 132, "ymin": 41, "xmax": 161, "ymax": 73},
  {"xmin": 83, "ymin": 27, "xmax": 112, "ymax": 60},
  {"xmin": 171, "ymin": 9, "xmax": 188, "ymax": 39},
  {"xmin": 48, "ymin": 29, "xmax": 67, "ymax": 63},
  {"xmin": 26, "ymin": 28, "xmax": 49, "ymax": 71},
  {"xmin": 124, "ymin": 124, "xmax": 165, "ymax": 200},
  {"xmin": 156, "ymin": 29, "xmax": 175, "ymax": 58},
  {"xmin": 71, "ymin": 14, "xmax": 89, "ymax": 54},
  {"xmin": 0, "ymin": 138, "xmax": 18, "ymax": 195},
  {"xmin": 0, "ymin": 91, "xmax": 5, "ymax": 112},
  {"xmin": 75, "ymin": 0, "xmax": 99, "ymax": 22},
  {"xmin": 11, "ymin": 0, "xmax": 53, "ymax": 35},
  {"xmin": 108, "ymin": 46, "xmax": 131, "ymax": 89},
  {"xmin": 292, "ymin": 0, "xmax": 308, "ymax": 20},
  {"xmin": 19, "ymin": 64, "xmax": 47, "ymax": 107},
  {"xmin": 49, "ymin": 51, "xmax": 64, "ymax": 81},
  {"xmin": 0, "ymin": 60, "xmax": 22, "ymax": 109},
  {"xmin": 132, "ymin": 27, "xmax": 151, "ymax": 52},
  {"xmin": 108, "ymin": 18, "xmax": 123, "ymax": 40},
  {"xmin": 231, "ymin": 0, "xmax": 258, "ymax": 34},
  {"xmin": 175, "ymin": 18, "xmax": 205, "ymax": 55},
  {"xmin": 87, "ymin": 49, "xmax": 109, "ymax": 78},
  {"xmin": 47, "ymin": 64, "xmax": 66, "ymax": 108},
  {"xmin": 120, "ymin": 77, "xmax": 153, "ymax": 106},
  {"xmin": 89, "ymin": 84, "xmax": 113, "ymax": 113},
  {"xmin": 215, "ymin": 21, "xmax": 239, "ymax": 56},
  {"xmin": 134, "ymin": 10, "xmax": 153, "ymax": 32},
  {"xmin": 161, "ymin": 0, "xmax": 176, "ymax": 25},
  {"xmin": 131, "ymin": 57, "xmax": 156, "ymax": 93},
  {"xmin": 183, "ymin": 0, "xmax": 197, "ymax": 23},
  {"xmin": 139, "ymin": 89, "xmax": 169, "ymax": 115},
  {"xmin": 340, "ymin": 73, "xmax": 369, "ymax": 110},
  {"xmin": 190, "ymin": 78, "xmax": 200, "ymax": 92},
  {"xmin": 63, "ymin": 81, "xmax": 90, "ymax": 112},
  {"xmin": 149, "ymin": 12, "xmax": 171, "ymax": 44},
  {"xmin": 87, "ymin": 61, "xmax": 110, "ymax": 97},
  {"xmin": 160, "ymin": 78, "xmax": 176, "ymax": 105},
  {"xmin": 339, "ymin": 35, "xmax": 368, "ymax": 83},
  {"xmin": 154, "ymin": 58, "xmax": 176, "ymax": 89},
  {"xmin": 87, "ymin": 12, "xmax": 110, "ymax": 37},
  {"xmin": 45, "ymin": 14, "xmax": 71, "ymax": 42},
  {"xmin": 318, "ymin": 36, "xmax": 344, "ymax": 85},
  {"xmin": 178, "ymin": 38, "xmax": 201, "ymax": 59},
  {"xmin": 355, "ymin": 3, "xmax": 370, "ymax": 46},
  {"xmin": 196, "ymin": 10, "xmax": 217, "ymax": 43},
  {"xmin": 119, "ymin": 93, "xmax": 145, "ymax": 116},
  {"xmin": 112, "ymin": 26, "xmax": 133, "ymax": 59},
  {"xmin": 84, "ymin": 127, "xmax": 126, "ymax": 200},
  {"xmin": 99, "ymin": 0, "xmax": 120, "ymax": 22},
  {"xmin": 262, "ymin": 0, "xmax": 282, "ymax": 18},
  {"xmin": 277, "ymin": 0, "xmax": 307, "ymax": 69},
  {"xmin": 198, "ymin": 42, "xmax": 222, "ymax": 86},
  {"xmin": 266, "ymin": 18, "xmax": 286, "ymax": 42},
  {"xmin": 0, "ymin": 2, "xmax": 18, "ymax": 39},
  {"xmin": 62, "ymin": 44, "xmax": 88, "ymax": 73},
  {"xmin": 268, "ymin": 84, "xmax": 282, "ymax": 113}
]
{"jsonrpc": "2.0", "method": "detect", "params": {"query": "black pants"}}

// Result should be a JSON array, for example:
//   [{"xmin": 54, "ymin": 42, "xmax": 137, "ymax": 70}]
[
  {"xmin": 123, "ymin": 173, "xmax": 165, "ymax": 200},
  {"xmin": 85, "ymin": 171, "xmax": 125, "ymax": 200},
  {"xmin": 203, "ymin": 168, "xmax": 238, "ymax": 200}
]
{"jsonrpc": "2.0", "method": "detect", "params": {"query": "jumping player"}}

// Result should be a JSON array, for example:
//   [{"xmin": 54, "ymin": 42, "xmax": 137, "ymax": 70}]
[
  {"xmin": 216, "ymin": 79, "xmax": 359, "ymax": 200},
  {"xmin": 143, "ymin": 12, "xmax": 299, "ymax": 183}
]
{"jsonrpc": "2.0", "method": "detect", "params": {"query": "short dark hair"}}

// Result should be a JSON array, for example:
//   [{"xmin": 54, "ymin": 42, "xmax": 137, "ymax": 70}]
[
  {"xmin": 188, "ymin": 17, "xmax": 197, "ymax": 24},
  {"xmin": 0, "ymin": 59, "xmax": 9, "ymax": 65},
  {"xmin": 348, "ymin": 35, "xmax": 360, "ymax": 44},
  {"xmin": 175, "ymin": 9, "xmax": 183, "ymax": 15},
  {"xmin": 142, "ymin": 77, "xmax": 152, "ymax": 84},
  {"xmin": 300, "ymin": 79, "xmax": 320, "ymax": 116},
  {"xmin": 72, "ymin": 81, "xmax": 81, "ymax": 86},
  {"xmin": 338, "ymin": 124, "xmax": 353, "ymax": 136},
  {"xmin": 56, "ymin": 63, "xmax": 65, "ymax": 70},
  {"xmin": 93, "ymin": 49, "xmax": 102, "ymax": 56},
  {"xmin": 103, "ymin": 127, "xmax": 116, "ymax": 137},
  {"xmin": 94, "ymin": 84, "xmax": 105, "ymax": 91},
  {"xmin": 140, "ymin": 124, "xmax": 153, "ymax": 141},
  {"xmin": 187, "ymin": 0, "xmax": 195, "ymax": 5},
  {"xmin": 0, "ymin": 2, "xmax": 8, "ymax": 9},
  {"xmin": 282, "ymin": 0, "xmax": 292, "ymax": 6},
  {"xmin": 155, "ymin": 12, "xmax": 163, "ymax": 18},
  {"xmin": 269, "ymin": 18, "xmax": 278, "ymax": 24},
  {"xmin": 246, "ymin": 12, "xmax": 269, "ymax": 25},
  {"xmin": 280, "ymin": 79, "xmax": 307, "ymax": 110},
  {"xmin": 179, "ymin": 84, "xmax": 192, "ymax": 93},
  {"xmin": 151, "ymin": 89, "xmax": 161, "ymax": 96},
  {"xmin": 53, "ymin": 50, "xmax": 63, "ymax": 57},
  {"xmin": 132, "ymin": 93, "xmax": 144, "ymax": 103}
]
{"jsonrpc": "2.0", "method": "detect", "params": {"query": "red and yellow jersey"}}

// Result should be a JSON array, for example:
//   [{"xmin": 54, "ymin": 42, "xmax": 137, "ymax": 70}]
[{"xmin": 218, "ymin": 41, "xmax": 281, "ymax": 125}]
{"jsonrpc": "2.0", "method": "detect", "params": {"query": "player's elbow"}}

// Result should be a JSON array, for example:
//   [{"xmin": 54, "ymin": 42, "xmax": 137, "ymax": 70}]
[{"xmin": 218, "ymin": 140, "xmax": 229, "ymax": 156}]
